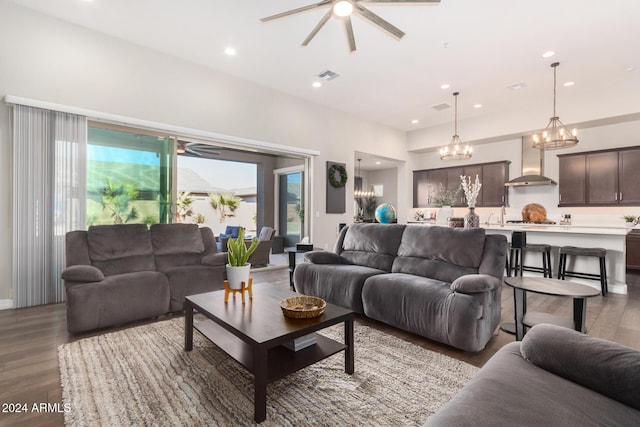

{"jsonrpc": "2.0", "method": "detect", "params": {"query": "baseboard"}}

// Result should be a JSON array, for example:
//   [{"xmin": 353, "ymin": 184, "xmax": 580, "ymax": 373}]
[{"xmin": 0, "ymin": 299, "xmax": 13, "ymax": 310}]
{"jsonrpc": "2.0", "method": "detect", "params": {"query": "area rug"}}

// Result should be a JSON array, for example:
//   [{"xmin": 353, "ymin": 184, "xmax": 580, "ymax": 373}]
[{"xmin": 58, "ymin": 318, "xmax": 477, "ymax": 426}]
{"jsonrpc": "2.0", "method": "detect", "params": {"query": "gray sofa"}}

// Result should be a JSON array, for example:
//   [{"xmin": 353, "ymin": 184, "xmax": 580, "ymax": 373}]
[
  {"xmin": 62, "ymin": 223, "xmax": 227, "ymax": 333},
  {"xmin": 294, "ymin": 223, "xmax": 507, "ymax": 352},
  {"xmin": 426, "ymin": 324, "xmax": 640, "ymax": 426}
]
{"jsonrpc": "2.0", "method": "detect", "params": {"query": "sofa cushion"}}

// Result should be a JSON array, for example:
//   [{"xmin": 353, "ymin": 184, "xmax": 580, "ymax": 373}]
[
  {"xmin": 87, "ymin": 224, "xmax": 153, "ymax": 261},
  {"xmin": 61, "ymin": 265, "xmax": 104, "ymax": 283},
  {"xmin": 163, "ymin": 265, "xmax": 225, "ymax": 311},
  {"xmin": 521, "ymin": 324, "xmax": 640, "ymax": 411},
  {"xmin": 396, "ymin": 226, "xmax": 486, "ymax": 268},
  {"xmin": 294, "ymin": 263, "xmax": 386, "ymax": 313},
  {"xmin": 150, "ymin": 224, "xmax": 205, "ymax": 255},
  {"xmin": 340, "ymin": 223, "xmax": 405, "ymax": 271},
  {"xmin": 391, "ymin": 257, "xmax": 477, "ymax": 283},
  {"xmin": 425, "ymin": 341, "xmax": 640, "ymax": 426}
]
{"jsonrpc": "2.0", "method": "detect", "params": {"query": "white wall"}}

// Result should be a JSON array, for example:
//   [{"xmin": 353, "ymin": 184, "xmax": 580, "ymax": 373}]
[
  {"xmin": 0, "ymin": 3, "xmax": 408, "ymax": 301},
  {"xmin": 409, "ymin": 120, "xmax": 640, "ymax": 226}
]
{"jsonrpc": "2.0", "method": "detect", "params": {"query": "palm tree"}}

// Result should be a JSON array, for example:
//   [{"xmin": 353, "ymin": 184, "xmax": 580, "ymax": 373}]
[
  {"xmin": 176, "ymin": 191, "xmax": 195, "ymax": 223},
  {"xmin": 208, "ymin": 192, "xmax": 241, "ymax": 223},
  {"xmin": 100, "ymin": 178, "xmax": 139, "ymax": 224}
]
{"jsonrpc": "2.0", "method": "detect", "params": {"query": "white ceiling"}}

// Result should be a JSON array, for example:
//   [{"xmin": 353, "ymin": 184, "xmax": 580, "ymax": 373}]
[{"xmin": 8, "ymin": 0, "xmax": 640, "ymax": 135}]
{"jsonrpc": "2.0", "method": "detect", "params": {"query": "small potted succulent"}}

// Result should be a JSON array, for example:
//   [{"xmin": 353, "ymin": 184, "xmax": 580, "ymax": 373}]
[
  {"xmin": 622, "ymin": 215, "xmax": 638, "ymax": 227},
  {"xmin": 226, "ymin": 228, "xmax": 260, "ymax": 289}
]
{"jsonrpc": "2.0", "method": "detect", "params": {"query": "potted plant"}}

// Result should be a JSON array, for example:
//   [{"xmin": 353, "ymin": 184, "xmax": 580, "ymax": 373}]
[
  {"xmin": 622, "ymin": 215, "xmax": 638, "ymax": 227},
  {"xmin": 226, "ymin": 228, "xmax": 260, "ymax": 289},
  {"xmin": 432, "ymin": 183, "xmax": 460, "ymax": 225}
]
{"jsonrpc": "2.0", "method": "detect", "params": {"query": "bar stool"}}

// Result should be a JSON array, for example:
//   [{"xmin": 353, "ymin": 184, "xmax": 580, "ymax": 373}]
[
  {"xmin": 557, "ymin": 246, "xmax": 608, "ymax": 296},
  {"xmin": 507, "ymin": 233, "xmax": 552, "ymax": 278}
]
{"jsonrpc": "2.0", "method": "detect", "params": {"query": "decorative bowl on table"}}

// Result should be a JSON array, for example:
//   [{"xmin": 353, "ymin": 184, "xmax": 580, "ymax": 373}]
[{"xmin": 280, "ymin": 296, "xmax": 326, "ymax": 319}]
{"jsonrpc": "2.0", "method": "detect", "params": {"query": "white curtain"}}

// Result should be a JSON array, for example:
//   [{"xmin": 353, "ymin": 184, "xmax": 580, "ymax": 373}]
[{"xmin": 12, "ymin": 105, "xmax": 87, "ymax": 308}]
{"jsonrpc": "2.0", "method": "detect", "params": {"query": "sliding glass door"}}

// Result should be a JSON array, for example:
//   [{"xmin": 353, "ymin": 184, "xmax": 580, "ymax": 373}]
[
  {"xmin": 87, "ymin": 125, "xmax": 173, "ymax": 226},
  {"xmin": 278, "ymin": 171, "xmax": 304, "ymax": 247}
]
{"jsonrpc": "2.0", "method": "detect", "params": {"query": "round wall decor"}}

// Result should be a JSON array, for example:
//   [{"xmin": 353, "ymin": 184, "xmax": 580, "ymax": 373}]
[{"xmin": 328, "ymin": 164, "xmax": 348, "ymax": 188}]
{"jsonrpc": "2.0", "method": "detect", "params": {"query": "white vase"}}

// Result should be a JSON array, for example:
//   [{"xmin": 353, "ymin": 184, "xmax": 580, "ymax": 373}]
[
  {"xmin": 226, "ymin": 263, "xmax": 251, "ymax": 290},
  {"xmin": 437, "ymin": 206, "xmax": 453, "ymax": 225}
]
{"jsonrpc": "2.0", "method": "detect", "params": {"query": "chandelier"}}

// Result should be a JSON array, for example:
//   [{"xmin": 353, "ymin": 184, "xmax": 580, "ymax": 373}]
[
  {"xmin": 440, "ymin": 92, "xmax": 472, "ymax": 160},
  {"xmin": 532, "ymin": 62, "xmax": 578, "ymax": 149},
  {"xmin": 354, "ymin": 158, "xmax": 374, "ymax": 198}
]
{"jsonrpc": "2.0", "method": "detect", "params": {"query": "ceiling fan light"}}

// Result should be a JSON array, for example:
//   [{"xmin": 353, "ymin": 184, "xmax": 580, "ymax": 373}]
[{"xmin": 333, "ymin": 1, "xmax": 353, "ymax": 17}]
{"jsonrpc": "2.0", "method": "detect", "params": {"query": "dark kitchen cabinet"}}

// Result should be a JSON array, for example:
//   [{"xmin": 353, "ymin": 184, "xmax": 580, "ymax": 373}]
[
  {"xmin": 412, "ymin": 161, "xmax": 509, "ymax": 208},
  {"xmin": 558, "ymin": 146, "xmax": 640, "ymax": 207},
  {"xmin": 558, "ymin": 155, "xmax": 586, "ymax": 206},
  {"xmin": 479, "ymin": 162, "xmax": 508, "ymax": 207},
  {"xmin": 587, "ymin": 151, "xmax": 618, "ymax": 204},
  {"xmin": 626, "ymin": 230, "xmax": 640, "ymax": 270},
  {"xmin": 618, "ymin": 148, "xmax": 640, "ymax": 205}
]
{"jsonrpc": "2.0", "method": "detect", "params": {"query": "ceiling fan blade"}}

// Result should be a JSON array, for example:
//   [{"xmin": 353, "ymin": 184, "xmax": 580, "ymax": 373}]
[
  {"xmin": 359, "ymin": 1, "xmax": 441, "ymax": 4},
  {"xmin": 302, "ymin": 9, "xmax": 333, "ymax": 46},
  {"xmin": 353, "ymin": 3, "xmax": 405, "ymax": 39},
  {"xmin": 260, "ymin": 0, "xmax": 333, "ymax": 22},
  {"xmin": 344, "ymin": 16, "xmax": 357, "ymax": 52}
]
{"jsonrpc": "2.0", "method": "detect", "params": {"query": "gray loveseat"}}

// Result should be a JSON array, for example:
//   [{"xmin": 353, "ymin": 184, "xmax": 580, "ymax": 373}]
[
  {"xmin": 426, "ymin": 324, "xmax": 640, "ymax": 426},
  {"xmin": 294, "ymin": 223, "xmax": 507, "ymax": 352},
  {"xmin": 62, "ymin": 223, "xmax": 226, "ymax": 333}
]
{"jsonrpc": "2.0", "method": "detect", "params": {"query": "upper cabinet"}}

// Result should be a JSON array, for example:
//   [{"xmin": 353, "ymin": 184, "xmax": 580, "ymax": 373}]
[
  {"xmin": 413, "ymin": 161, "xmax": 510, "ymax": 208},
  {"xmin": 558, "ymin": 146, "xmax": 640, "ymax": 206}
]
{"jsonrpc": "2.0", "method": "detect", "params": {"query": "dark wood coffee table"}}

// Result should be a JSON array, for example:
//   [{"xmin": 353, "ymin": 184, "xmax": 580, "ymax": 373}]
[
  {"xmin": 184, "ymin": 286, "xmax": 355, "ymax": 423},
  {"xmin": 505, "ymin": 276, "xmax": 601, "ymax": 341}
]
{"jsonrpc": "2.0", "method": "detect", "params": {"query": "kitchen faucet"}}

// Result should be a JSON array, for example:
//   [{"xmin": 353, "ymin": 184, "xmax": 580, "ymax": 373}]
[
  {"xmin": 485, "ymin": 213, "xmax": 494, "ymax": 225},
  {"xmin": 500, "ymin": 205, "xmax": 506, "ymax": 226}
]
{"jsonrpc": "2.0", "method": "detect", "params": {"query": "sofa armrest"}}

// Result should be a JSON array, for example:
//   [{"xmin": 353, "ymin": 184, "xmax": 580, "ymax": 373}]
[
  {"xmin": 303, "ymin": 251, "xmax": 342, "ymax": 264},
  {"xmin": 61, "ymin": 265, "xmax": 105, "ymax": 283},
  {"xmin": 521, "ymin": 324, "xmax": 640, "ymax": 411},
  {"xmin": 201, "ymin": 252, "xmax": 227, "ymax": 266},
  {"xmin": 451, "ymin": 274, "xmax": 502, "ymax": 293}
]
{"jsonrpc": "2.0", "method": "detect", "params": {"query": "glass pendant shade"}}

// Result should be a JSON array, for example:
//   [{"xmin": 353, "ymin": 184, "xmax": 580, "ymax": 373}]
[
  {"xmin": 440, "ymin": 92, "xmax": 472, "ymax": 160},
  {"xmin": 532, "ymin": 62, "xmax": 578, "ymax": 150}
]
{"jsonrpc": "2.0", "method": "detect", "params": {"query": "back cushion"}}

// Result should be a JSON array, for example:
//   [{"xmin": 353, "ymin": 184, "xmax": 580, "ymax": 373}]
[
  {"xmin": 397, "ymin": 225, "xmax": 486, "ymax": 267},
  {"xmin": 150, "ymin": 224, "xmax": 205, "ymax": 255},
  {"xmin": 87, "ymin": 224, "xmax": 155, "ymax": 276},
  {"xmin": 340, "ymin": 223, "xmax": 405, "ymax": 271}
]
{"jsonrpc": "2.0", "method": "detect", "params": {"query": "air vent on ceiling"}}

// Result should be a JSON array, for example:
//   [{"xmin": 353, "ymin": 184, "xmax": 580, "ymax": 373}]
[
  {"xmin": 431, "ymin": 102, "xmax": 451, "ymax": 111},
  {"xmin": 507, "ymin": 82, "xmax": 526, "ymax": 90},
  {"xmin": 317, "ymin": 69, "xmax": 340, "ymax": 81}
]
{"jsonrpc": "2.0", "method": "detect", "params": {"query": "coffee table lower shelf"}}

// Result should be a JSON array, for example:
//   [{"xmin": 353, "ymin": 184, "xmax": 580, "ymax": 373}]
[
  {"xmin": 522, "ymin": 312, "xmax": 575, "ymax": 331},
  {"xmin": 195, "ymin": 319, "xmax": 346, "ymax": 383}
]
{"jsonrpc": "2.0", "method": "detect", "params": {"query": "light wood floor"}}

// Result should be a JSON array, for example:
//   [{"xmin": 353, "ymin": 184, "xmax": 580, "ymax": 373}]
[{"xmin": 1, "ymin": 268, "xmax": 639, "ymax": 427}]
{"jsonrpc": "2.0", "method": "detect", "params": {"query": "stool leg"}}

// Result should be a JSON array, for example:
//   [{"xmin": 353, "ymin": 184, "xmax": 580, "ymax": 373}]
[
  {"xmin": 557, "ymin": 254, "xmax": 566, "ymax": 280},
  {"xmin": 541, "ymin": 252, "xmax": 548, "ymax": 278},
  {"xmin": 599, "ymin": 256, "xmax": 608, "ymax": 296},
  {"xmin": 546, "ymin": 250, "xmax": 552, "ymax": 278},
  {"xmin": 509, "ymin": 249, "xmax": 515, "ymax": 277}
]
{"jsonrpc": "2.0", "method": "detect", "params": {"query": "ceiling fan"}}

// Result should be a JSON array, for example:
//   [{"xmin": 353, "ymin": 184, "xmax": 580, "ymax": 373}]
[{"xmin": 260, "ymin": 0, "xmax": 441, "ymax": 52}]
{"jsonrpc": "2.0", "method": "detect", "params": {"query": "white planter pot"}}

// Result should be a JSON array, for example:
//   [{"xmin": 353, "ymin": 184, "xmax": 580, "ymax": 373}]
[
  {"xmin": 226, "ymin": 264, "xmax": 251, "ymax": 290},
  {"xmin": 436, "ymin": 206, "xmax": 453, "ymax": 225}
]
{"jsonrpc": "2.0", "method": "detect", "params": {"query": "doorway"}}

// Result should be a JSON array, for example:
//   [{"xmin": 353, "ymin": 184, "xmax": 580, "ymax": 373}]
[{"xmin": 275, "ymin": 167, "xmax": 305, "ymax": 247}]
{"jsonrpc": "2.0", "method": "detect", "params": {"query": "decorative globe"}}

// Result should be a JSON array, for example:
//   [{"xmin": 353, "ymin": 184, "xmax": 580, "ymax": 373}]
[{"xmin": 375, "ymin": 203, "xmax": 397, "ymax": 224}]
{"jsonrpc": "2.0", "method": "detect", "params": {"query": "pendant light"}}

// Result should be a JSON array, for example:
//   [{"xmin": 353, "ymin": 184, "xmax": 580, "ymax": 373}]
[
  {"xmin": 440, "ymin": 92, "xmax": 472, "ymax": 160},
  {"xmin": 354, "ymin": 158, "xmax": 373, "ymax": 198},
  {"xmin": 532, "ymin": 62, "xmax": 578, "ymax": 149}
]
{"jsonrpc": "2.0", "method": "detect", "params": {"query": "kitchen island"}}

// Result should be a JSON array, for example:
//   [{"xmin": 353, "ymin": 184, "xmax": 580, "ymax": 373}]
[{"xmin": 483, "ymin": 224, "xmax": 630, "ymax": 295}]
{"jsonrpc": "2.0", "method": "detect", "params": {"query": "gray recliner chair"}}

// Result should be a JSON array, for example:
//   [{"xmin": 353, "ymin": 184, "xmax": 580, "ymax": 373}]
[{"xmin": 248, "ymin": 226, "xmax": 276, "ymax": 267}]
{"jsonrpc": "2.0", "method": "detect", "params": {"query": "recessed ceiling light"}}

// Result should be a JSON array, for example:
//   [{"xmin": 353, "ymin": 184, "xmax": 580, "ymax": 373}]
[
  {"xmin": 563, "ymin": 81, "xmax": 575, "ymax": 87},
  {"xmin": 542, "ymin": 51, "xmax": 556, "ymax": 58},
  {"xmin": 224, "ymin": 47, "xmax": 237, "ymax": 56},
  {"xmin": 627, "ymin": 66, "xmax": 637, "ymax": 72},
  {"xmin": 312, "ymin": 81, "xmax": 322, "ymax": 88},
  {"xmin": 473, "ymin": 104, "xmax": 482, "ymax": 109},
  {"xmin": 411, "ymin": 119, "xmax": 419, "ymax": 124},
  {"xmin": 375, "ymin": 161, "xmax": 382, "ymax": 165},
  {"xmin": 441, "ymin": 84, "xmax": 450, "ymax": 90}
]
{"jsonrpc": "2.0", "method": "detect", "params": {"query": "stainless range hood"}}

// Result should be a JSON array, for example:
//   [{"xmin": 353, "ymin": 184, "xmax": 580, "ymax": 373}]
[{"xmin": 505, "ymin": 136, "xmax": 557, "ymax": 187}]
